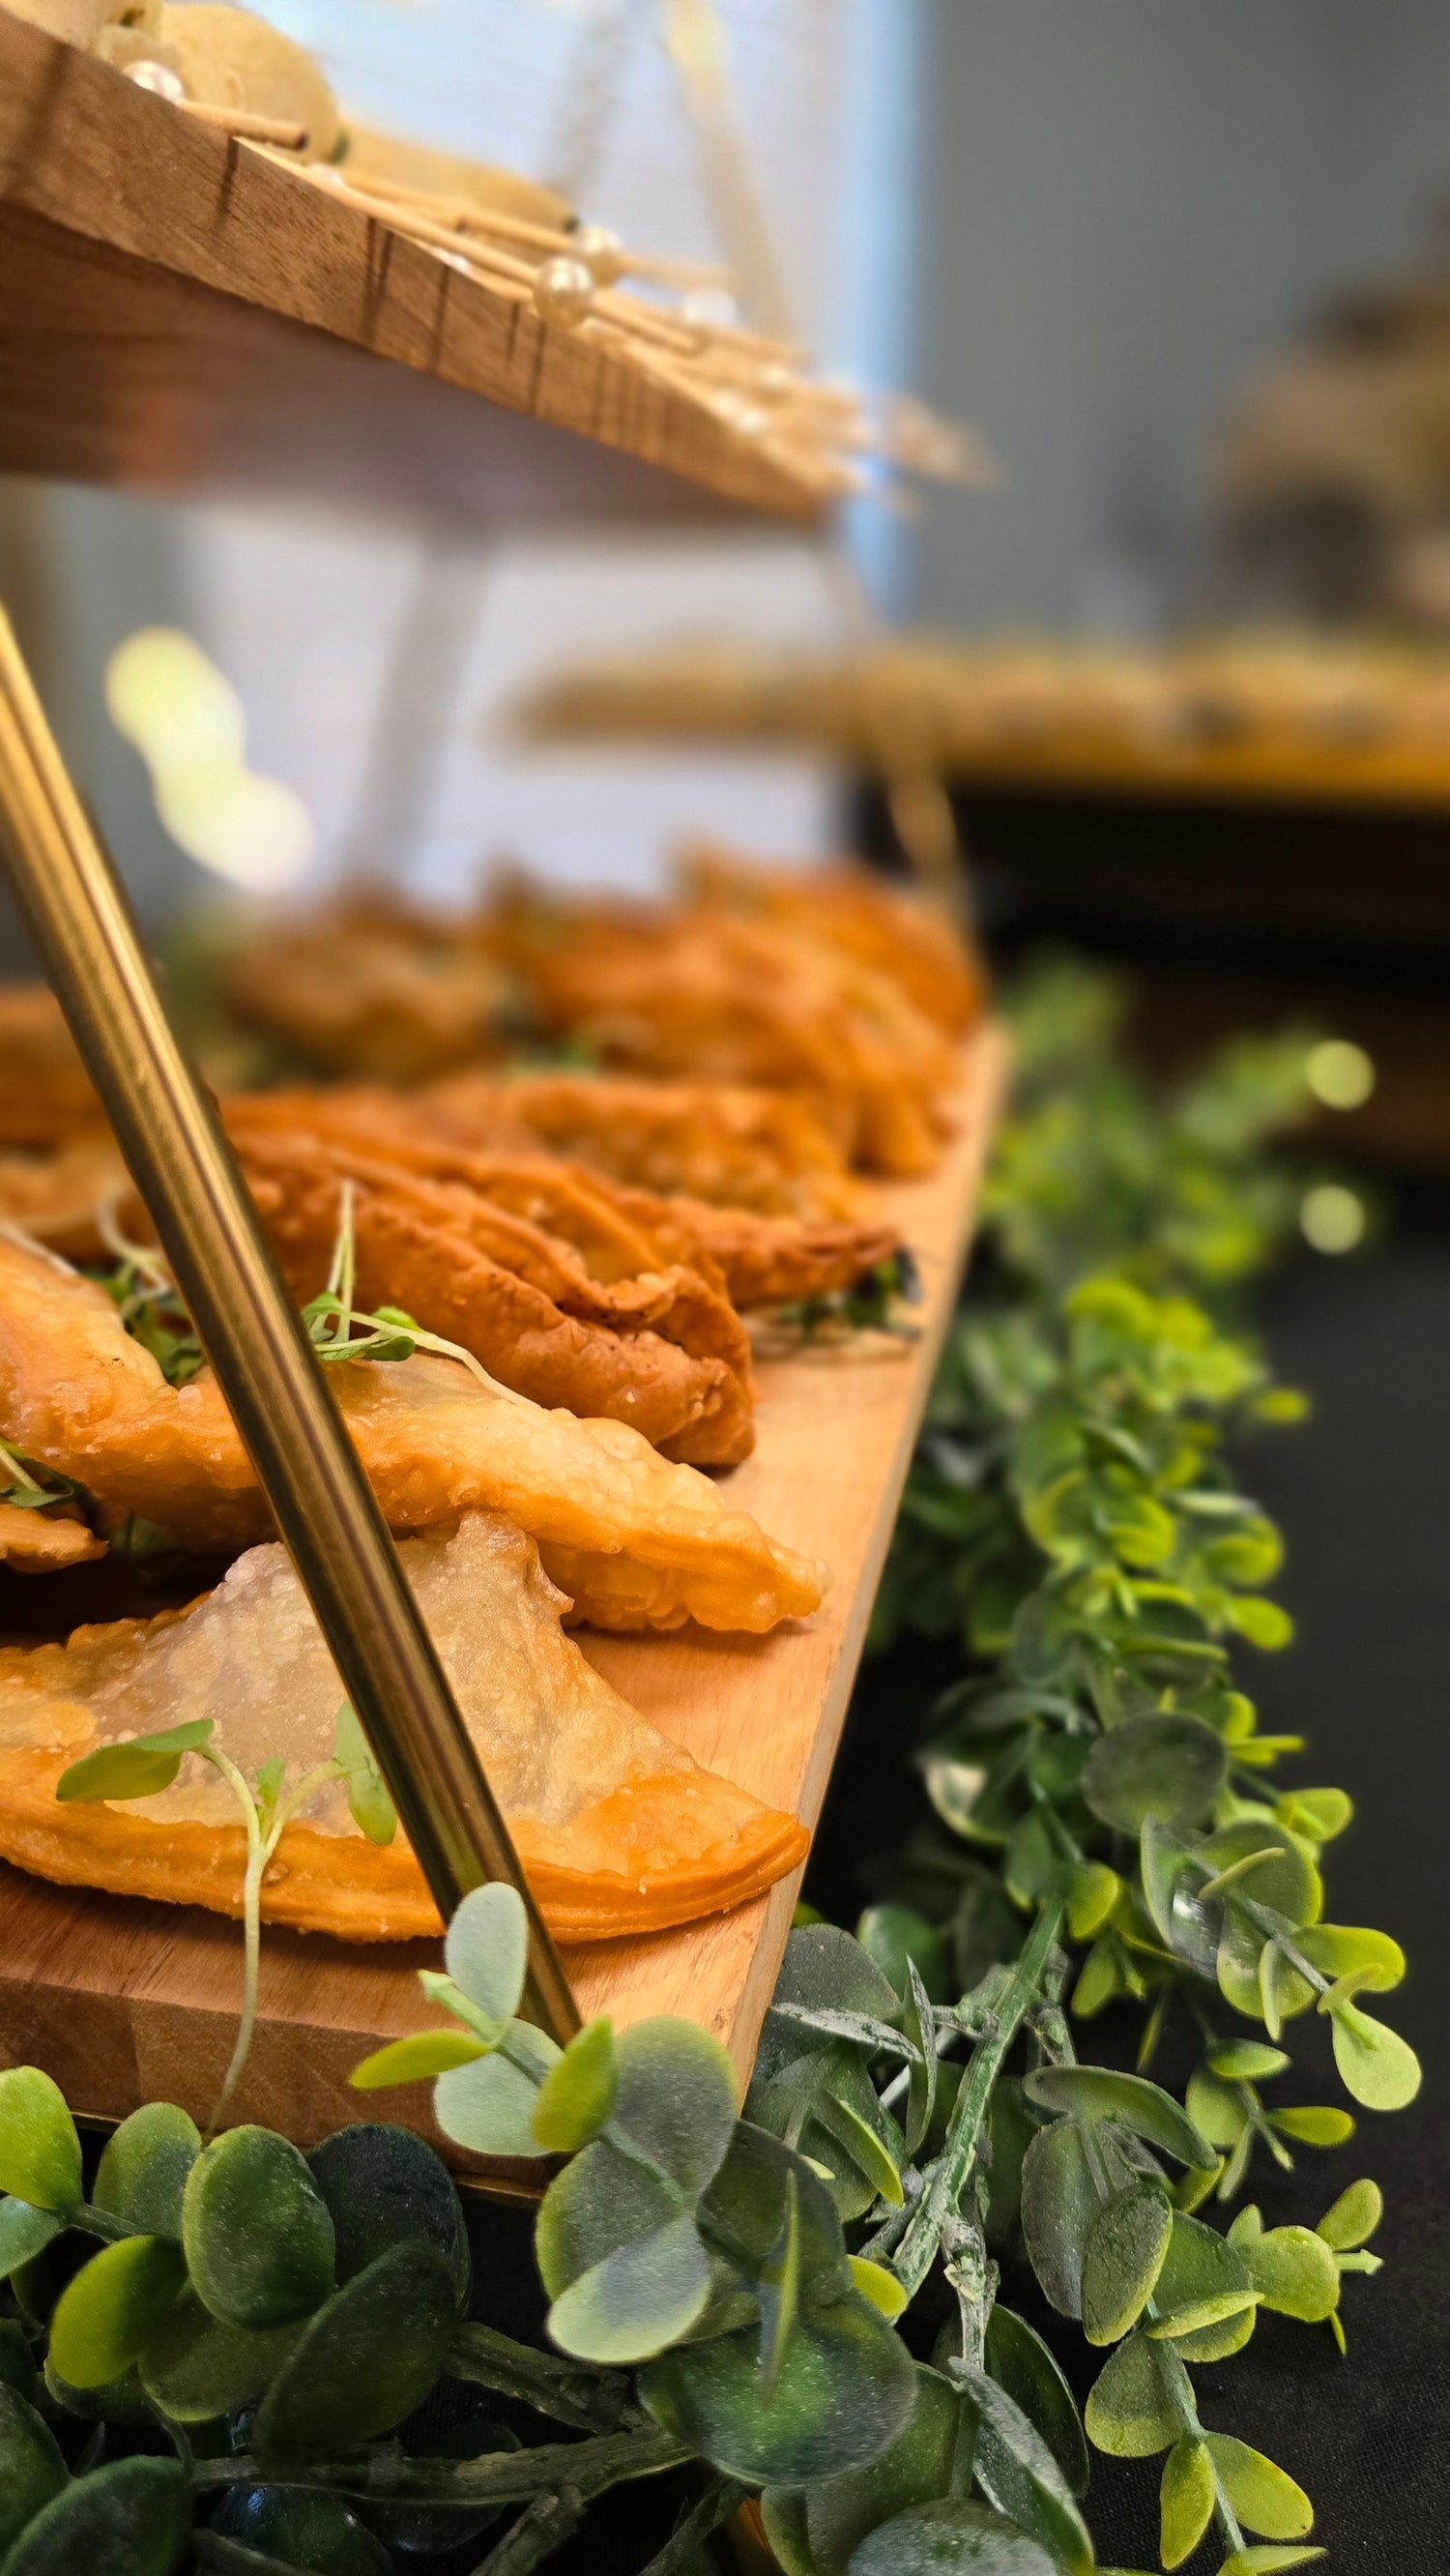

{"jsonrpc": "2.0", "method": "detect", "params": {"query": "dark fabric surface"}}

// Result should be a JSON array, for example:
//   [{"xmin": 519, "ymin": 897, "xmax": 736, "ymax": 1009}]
[{"xmin": 807, "ymin": 1190, "xmax": 1450, "ymax": 2576}]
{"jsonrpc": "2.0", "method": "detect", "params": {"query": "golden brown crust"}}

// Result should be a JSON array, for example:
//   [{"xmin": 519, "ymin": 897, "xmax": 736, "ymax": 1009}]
[
  {"xmin": 681, "ymin": 842, "xmax": 985, "ymax": 1035},
  {"xmin": 424, "ymin": 1070, "xmax": 867, "ymax": 1222},
  {"xmin": 0, "ymin": 1745, "xmax": 807, "ymax": 1944},
  {"xmin": 229, "ymin": 1119, "xmax": 756, "ymax": 1468},
  {"xmin": 0, "ymin": 1239, "xmax": 827, "ymax": 1632},
  {"xmin": 0, "ymin": 985, "xmax": 105, "ymax": 1149},
  {"xmin": 224, "ymin": 893, "xmax": 508, "ymax": 1084},
  {"xmin": 0, "ymin": 1502, "xmax": 105, "ymax": 1570}
]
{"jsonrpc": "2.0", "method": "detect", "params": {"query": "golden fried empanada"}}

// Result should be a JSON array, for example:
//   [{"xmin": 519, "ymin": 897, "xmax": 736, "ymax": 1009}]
[
  {"xmin": 0, "ymin": 1514, "xmax": 808, "ymax": 1941},
  {"xmin": 0, "ymin": 1238, "xmax": 826, "ymax": 1631}
]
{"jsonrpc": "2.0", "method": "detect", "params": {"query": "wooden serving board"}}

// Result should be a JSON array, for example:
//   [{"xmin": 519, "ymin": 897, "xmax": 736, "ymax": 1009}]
[
  {"xmin": 0, "ymin": 15, "xmax": 818, "ymax": 528},
  {"xmin": 0, "ymin": 1030, "xmax": 1005, "ymax": 2170}
]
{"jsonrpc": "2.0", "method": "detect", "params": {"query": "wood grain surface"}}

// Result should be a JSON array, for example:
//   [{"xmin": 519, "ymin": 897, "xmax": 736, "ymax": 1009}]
[
  {"xmin": 0, "ymin": 17, "xmax": 818, "ymax": 526},
  {"xmin": 0, "ymin": 1030, "xmax": 1004, "ymax": 2169}
]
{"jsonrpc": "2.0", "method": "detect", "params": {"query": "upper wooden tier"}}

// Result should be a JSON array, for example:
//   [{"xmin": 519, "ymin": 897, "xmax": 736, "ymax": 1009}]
[{"xmin": 0, "ymin": 16, "xmax": 822, "ymax": 527}]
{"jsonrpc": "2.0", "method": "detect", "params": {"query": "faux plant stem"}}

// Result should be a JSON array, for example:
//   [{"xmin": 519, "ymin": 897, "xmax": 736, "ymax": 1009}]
[
  {"xmin": 192, "ymin": 2429, "xmax": 693, "ymax": 2504},
  {"xmin": 890, "ymin": 1897, "xmax": 1066, "ymax": 2300},
  {"xmin": 448, "ymin": 2320, "xmax": 632, "ymax": 2434}
]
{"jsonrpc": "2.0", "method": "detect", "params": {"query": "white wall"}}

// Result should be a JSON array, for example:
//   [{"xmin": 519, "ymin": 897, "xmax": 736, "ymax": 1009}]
[{"xmin": 908, "ymin": 0, "xmax": 1450, "ymax": 632}]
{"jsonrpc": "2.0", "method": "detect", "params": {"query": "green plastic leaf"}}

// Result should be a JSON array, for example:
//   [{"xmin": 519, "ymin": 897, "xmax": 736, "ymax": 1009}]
[
  {"xmin": 531, "ymin": 2018, "xmax": 619, "ymax": 2153},
  {"xmin": 547, "ymin": 2210, "xmax": 710, "ymax": 2364},
  {"xmin": 1216, "ymin": 2553, "xmax": 1324, "ymax": 2574},
  {"xmin": 1271, "ymin": 2106, "xmax": 1353, "ymax": 2148},
  {"xmin": 1082, "ymin": 1714, "xmax": 1227, "ymax": 1831},
  {"xmin": 1274, "ymin": 1788, "xmax": 1351, "ymax": 1842},
  {"xmin": 42, "ymin": 2356, "xmax": 152, "ymax": 2426},
  {"xmin": 1084, "ymin": 2329, "xmax": 1177, "ymax": 2458},
  {"xmin": 0, "ymin": 2454, "xmax": 189, "ymax": 2574},
  {"xmin": 1186, "ymin": 2068, "xmax": 1248, "ymax": 2153},
  {"xmin": 902, "ymin": 1959, "xmax": 939, "ymax": 2160},
  {"xmin": 54, "ymin": 1720, "xmax": 213, "ymax": 1804},
  {"xmin": 607, "ymin": 2016, "xmax": 739, "ymax": 2190},
  {"xmin": 856, "ymin": 1904, "xmax": 948, "ymax": 2004},
  {"xmin": 1208, "ymin": 2042, "xmax": 1289, "ymax": 2084},
  {"xmin": 1293, "ymin": 1924, "xmax": 1403, "ymax": 1990},
  {"xmin": 761, "ymin": 2489, "xmax": 815, "ymax": 2576},
  {"xmin": 1081, "ymin": 2178, "xmax": 1173, "ymax": 2345},
  {"xmin": 445, "ymin": 1882, "xmax": 529, "ymax": 2028},
  {"xmin": 1238, "ymin": 2224, "xmax": 1339, "ymax": 2323},
  {"xmin": 751, "ymin": 1927, "xmax": 913, "ymax": 2223},
  {"xmin": 0, "ymin": 2385, "xmax": 68, "ymax": 2555},
  {"xmin": 786, "ymin": 2362, "xmax": 962, "ymax": 2576},
  {"xmin": 758, "ymin": 2169, "xmax": 803, "ymax": 2390},
  {"xmin": 253, "ymin": 2239, "xmax": 458, "ymax": 2466},
  {"xmin": 0, "ymin": 2198, "xmax": 63, "ymax": 2281},
  {"xmin": 307, "ymin": 2123, "xmax": 469, "ymax": 2302},
  {"xmin": 332, "ymin": 1702, "xmax": 396, "ymax": 1847},
  {"xmin": 847, "ymin": 2501, "xmax": 1057, "ymax": 2574},
  {"xmin": 137, "ymin": 2286, "xmax": 302, "ymax": 2422},
  {"xmin": 435, "ymin": 2022, "xmax": 563, "ymax": 2157},
  {"xmin": 639, "ymin": 2122, "xmax": 914, "ymax": 2485},
  {"xmin": 817, "ymin": 2091, "xmax": 905, "ymax": 2207},
  {"xmin": 1147, "ymin": 2212, "xmax": 1258, "ymax": 2345},
  {"xmin": 183, "ymin": 2126, "xmax": 335, "ymax": 2327},
  {"xmin": 1317, "ymin": 2178, "xmax": 1381, "ymax": 2251},
  {"xmin": 1229, "ymin": 1596, "xmax": 1294, "ymax": 1651},
  {"xmin": 0, "ymin": 2070, "xmax": 81, "ymax": 2211},
  {"xmin": 349, "ymin": 2029, "xmax": 487, "ymax": 2090},
  {"xmin": 1025, "ymin": 2066, "xmax": 1214, "ymax": 2169},
  {"xmin": 849, "ymin": 2256, "xmax": 908, "ymax": 2320},
  {"xmin": 1327, "ymin": 2002, "xmax": 1422, "ymax": 2110},
  {"xmin": 963, "ymin": 2366, "xmax": 1093, "ymax": 2576},
  {"xmin": 1020, "ymin": 2119, "xmax": 1098, "ymax": 2319},
  {"xmin": 984, "ymin": 2304, "xmax": 1088, "ymax": 2499},
  {"xmin": 1161, "ymin": 2433, "xmax": 1216, "ymax": 2570},
  {"xmin": 48, "ymin": 2237, "xmax": 186, "ymax": 2387},
  {"xmin": 1067, "ymin": 1860, "xmax": 1121, "ymax": 1943},
  {"xmin": 1206, "ymin": 2435, "xmax": 1314, "ymax": 2541},
  {"xmin": 92, "ymin": 2104, "xmax": 200, "ymax": 2239}
]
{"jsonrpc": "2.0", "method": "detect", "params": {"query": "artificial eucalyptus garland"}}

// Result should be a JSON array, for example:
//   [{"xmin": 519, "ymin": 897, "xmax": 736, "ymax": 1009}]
[{"xmin": 0, "ymin": 963, "xmax": 1417, "ymax": 2576}]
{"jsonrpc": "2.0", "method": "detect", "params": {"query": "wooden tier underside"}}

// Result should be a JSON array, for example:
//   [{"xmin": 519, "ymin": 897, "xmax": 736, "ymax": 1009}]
[
  {"xmin": 0, "ymin": 1029, "xmax": 1005, "ymax": 2177},
  {"xmin": 0, "ymin": 17, "xmax": 819, "ymax": 527}
]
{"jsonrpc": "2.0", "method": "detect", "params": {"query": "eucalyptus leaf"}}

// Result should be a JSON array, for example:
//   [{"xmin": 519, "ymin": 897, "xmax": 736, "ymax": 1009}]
[
  {"xmin": 1215, "ymin": 2552, "xmax": 1324, "ymax": 2573},
  {"xmin": 1082, "ymin": 1714, "xmax": 1226, "ymax": 1830},
  {"xmin": 1025, "ymin": 2067, "xmax": 1213, "ymax": 2169},
  {"xmin": 444, "ymin": 1882, "xmax": 528, "ymax": 2028},
  {"xmin": 306, "ymin": 2123, "xmax": 468, "ymax": 2302},
  {"xmin": 1235, "ymin": 2224, "xmax": 1339, "ymax": 2324},
  {"xmin": 0, "ymin": 2070, "xmax": 81, "ymax": 2212},
  {"xmin": 0, "ymin": 2385, "xmax": 68, "ymax": 2555},
  {"xmin": 547, "ymin": 2211, "xmax": 710, "ymax": 2365},
  {"xmin": 1160, "ymin": 2433, "xmax": 1215, "ymax": 2571},
  {"xmin": 983, "ymin": 2304, "xmax": 1088, "ymax": 2499},
  {"xmin": 183, "ymin": 2129, "xmax": 335, "ymax": 2328},
  {"xmin": 1327, "ymin": 2002, "xmax": 1422, "ymax": 2110},
  {"xmin": 1081, "ymin": 2178, "xmax": 1173, "ymax": 2346},
  {"xmin": 138, "ymin": 2288, "xmax": 304, "ymax": 2423},
  {"xmin": 48, "ymin": 2237, "xmax": 186, "ymax": 2388},
  {"xmin": 785, "ymin": 2362, "xmax": 963, "ymax": 2576},
  {"xmin": 1270, "ymin": 2106, "xmax": 1353, "ymax": 2149},
  {"xmin": 252, "ymin": 2241, "xmax": 459, "ymax": 2466},
  {"xmin": 93, "ymin": 2105, "xmax": 200, "ymax": 2239},
  {"xmin": 960, "ymin": 2367, "xmax": 1093, "ymax": 2576},
  {"xmin": 1316, "ymin": 2179, "xmax": 1381, "ymax": 2251},
  {"xmin": 0, "ymin": 2200, "xmax": 63, "ymax": 2282},
  {"xmin": 816, "ymin": 2091, "xmax": 905, "ymax": 2207},
  {"xmin": 1204, "ymin": 2436, "xmax": 1314, "ymax": 2542},
  {"xmin": 639, "ymin": 2124, "xmax": 914, "ymax": 2485},
  {"xmin": 531, "ymin": 2018, "xmax": 618, "ymax": 2154},
  {"xmin": 0, "ymin": 2454, "xmax": 189, "ymax": 2575},
  {"xmin": 435, "ymin": 2026, "xmax": 561, "ymax": 2159},
  {"xmin": 349, "ymin": 2031, "xmax": 486, "ymax": 2090},
  {"xmin": 1020, "ymin": 2119, "xmax": 1098, "ymax": 2319},
  {"xmin": 1147, "ymin": 2212, "xmax": 1258, "ymax": 2346},
  {"xmin": 847, "ymin": 2500, "xmax": 1058, "ymax": 2573},
  {"xmin": 1084, "ymin": 2330, "xmax": 1177, "ymax": 2458},
  {"xmin": 856, "ymin": 1905, "xmax": 948, "ymax": 2004}
]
